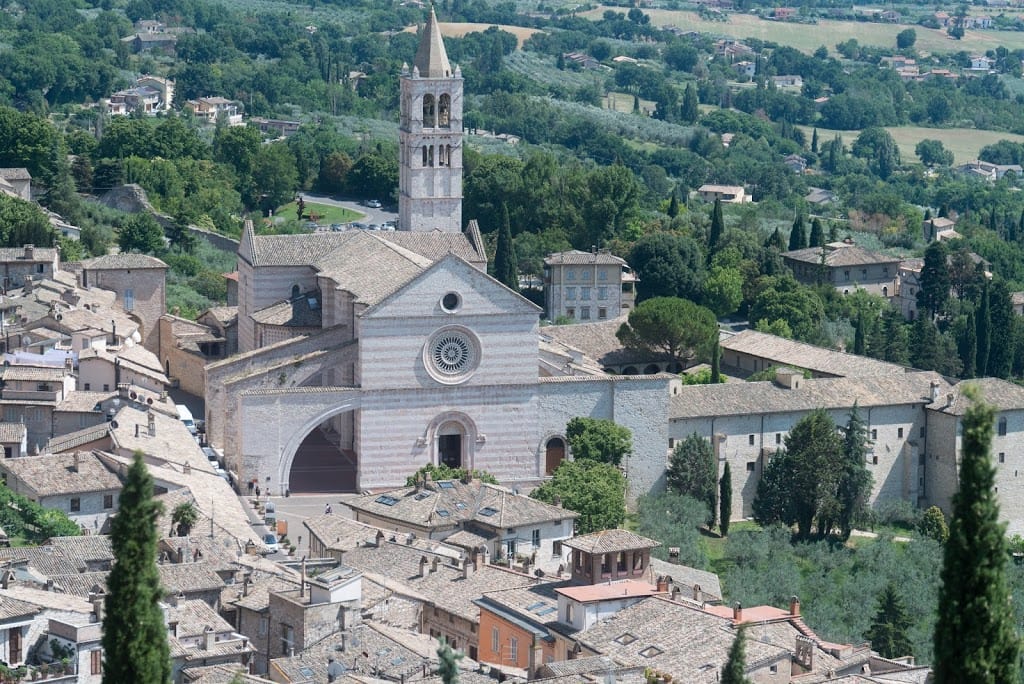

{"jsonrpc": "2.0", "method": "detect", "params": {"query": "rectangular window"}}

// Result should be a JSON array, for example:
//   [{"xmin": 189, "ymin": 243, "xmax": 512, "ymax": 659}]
[
  {"xmin": 871, "ymin": 429, "xmax": 878, "ymax": 440},
  {"xmin": 746, "ymin": 462, "xmax": 756, "ymax": 472},
  {"xmin": 566, "ymin": 270, "xmax": 575, "ymax": 281},
  {"xmin": 999, "ymin": 418, "xmax": 1007, "ymax": 436},
  {"xmin": 70, "ymin": 498, "xmax": 81, "ymax": 512},
  {"xmin": 873, "ymin": 455, "xmax": 879, "ymax": 465},
  {"xmin": 844, "ymin": 270, "xmax": 850, "ymax": 281},
  {"xmin": 581, "ymin": 287, "xmax": 591, "ymax": 301},
  {"xmin": 9, "ymin": 629, "xmax": 20, "ymax": 665},
  {"xmin": 491, "ymin": 628, "xmax": 499, "ymax": 654},
  {"xmin": 566, "ymin": 287, "xmax": 576, "ymax": 301},
  {"xmin": 668, "ymin": 438, "xmax": 675, "ymax": 449},
  {"xmin": 775, "ymin": 433, "xmax": 781, "ymax": 444},
  {"xmin": 566, "ymin": 307, "xmax": 575, "ymax": 319},
  {"xmin": 597, "ymin": 286, "xmax": 608, "ymax": 300},
  {"xmin": 748, "ymin": 434, "xmax": 755, "ymax": 446},
  {"xmin": 83, "ymin": 383, "xmax": 90, "ymax": 391},
  {"xmin": 898, "ymin": 427, "xmax": 904, "ymax": 438},
  {"xmin": 102, "ymin": 384, "xmax": 109, "ymax": 392},
  {"xmin": 124, "ymin": 288, "xmax": 134, "ymax": 312},
  {"xmin": 598, "ymin": 307, "xmax": 607, "ymax": 319},
  {"xmin": 103, "ymin": 495, "xmax": 113, "ymax": 509},
  {"xmin": 281, "ymin": 624, "xmax": 294, "ymax": 656},
  {"xmin": 532, "ymin": 529, "xmax": 540, "ymax": 547},
  {"xmin": 1000, "ymin": 452, "xmax": 1006, "ymax": 463},
  {"xmin": 598, "ymin": 270, "xmax": 608, "ymax": 281},
  {"xmin": 510, "ymin": 637, "xmax": 518, "ymax": 663},
  {"xmin": 91, "ymin": 649, "xmax": 102, "ymax": 674},
  {"xmin": 920, "ymin": 427, "xmax": 926, "ymax": 438},
  {"xmin": 581, "ymin": 307, "xmax": 591, "ymax": 320}
]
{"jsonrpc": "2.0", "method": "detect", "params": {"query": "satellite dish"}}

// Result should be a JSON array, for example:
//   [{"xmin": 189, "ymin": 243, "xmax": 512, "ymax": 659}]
[
  {"xmin": 129, "ymin": 391, "xmax": 137, "ymax": 400},
  {"xmin": 110, "ymin": 420, "xmax": 119, "ymax": 429},
  {"xmin": 534, "ymin": 568, "xmax": 545, "ymax": 578},
  {"xmin": 54, "ymin": 313, "xmax": 62, "ymax": 321},
  {"xmin": 146, "ymin": 397, "xmax": 154, "ymax": 405}
]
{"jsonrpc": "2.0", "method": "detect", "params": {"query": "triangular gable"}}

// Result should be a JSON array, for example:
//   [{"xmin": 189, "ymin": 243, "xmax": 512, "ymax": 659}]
[
  {"xmin": 238, "ymin": 219, "xmax": 256, "ymax": 266},
  {"xmin": 360, "ymin": 253, "xmax": 541, "ymax": 319}
]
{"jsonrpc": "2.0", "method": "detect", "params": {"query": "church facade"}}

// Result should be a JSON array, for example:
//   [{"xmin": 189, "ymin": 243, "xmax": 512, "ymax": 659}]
[{"xmin": 205, "ymin": 10, "xmax": 670, "ymax": 499}]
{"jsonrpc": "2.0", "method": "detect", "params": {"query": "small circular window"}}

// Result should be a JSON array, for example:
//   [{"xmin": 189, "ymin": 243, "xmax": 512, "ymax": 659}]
[
  {"xmin": 441, "ymin": 292, "xmax": 461, "ymax": 313},
  {"xmin": 424, "ymin": 326, "xmax": 480, "ymax": 384}
]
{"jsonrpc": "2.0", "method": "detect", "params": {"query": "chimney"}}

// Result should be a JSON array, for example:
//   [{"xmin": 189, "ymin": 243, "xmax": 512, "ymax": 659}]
[
  {"xmin": 242, "ymin": 573, "xmax": 251, "ymax": 597},
  {"xmin": 176, "ymin": 547, "xmax": 184, "ymax": 564},
  {"xmin": 23, "ymin": 276, "xmax": 31, "ymax": 294},
  {"xmin": 946, "ymin": 392, "xmax": 954, "ymax": 408},
  {"xmin": 1, "ymin": 569, "xmax": 13, "ymax": 590},
  {"xmin": 462, "ymin": 557, "xmax": 473, "ymax": 579},
  {"xmin": 374, "ymin": 530, "xmax": 385, "ymax": 548},
  {"xmin": 71, "ymin": 452, "xmax": 80, "ymax": 473},
  {"xmin": 135, "ymin": 424, "xmax": 140, "ymax": 438},
  {"xmin": 204, "ymin": 625, "xmax": 215, "ymax": 651},
  {"xmin": 790, "ymin": 595, "xmax": 801, "ymax": 617},
  {"xmin": 23, "ymin": 245, "xmax": 33, "ymax": 261},
  {"xmin": 430, "ymin": 557, "xmax": 439, "ymax": 574},
  {"xmin": 147, "ymin": 411, "xmax": 156, "ymax": 437},
  {"xmin": 168, "ymin": 621, "xmax": 178, "ymax": 637},
  {"xmin": 474, "ymin": 549, "xmax": 484, "ymax": 571},
  {"xmin": 300, "ymin": 557, "xmax": 307, "ymax": 598},
  {"xmin": 45, "ymin": 579, "xmax": 53, "ymax": 591},
  {"xmin": 419, "ymin": 556, "xmax": 428, "ymax": 578},
  {"xmin": 692, "ymin": 584, "xmax": 701, "ymax": 601},
  {"xmin": 733, "ymin": 602, "xmax": 743, "ymax": 623},
  {"xmin": 90, "ymin": 590, "xmax": 104, "ymax": 623},
  {"xmin": 656, "ymin": 576, "xmax": 669, "ymax": 593},
  {"xmin": 405, "ymin": 533, "xmax": 414, "ymax": 546},
  {"xmin": 930, "ymin": 380, "xmax": 941, "ymax": 403},
  {"xmin": 183, "ymin": 462, "xmax": 191, "ymax": 475}
]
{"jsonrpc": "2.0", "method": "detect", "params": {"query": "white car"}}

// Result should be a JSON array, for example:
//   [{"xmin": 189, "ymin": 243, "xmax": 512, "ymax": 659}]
[
  {"xmin": 263, "ymin": 533, "xmax": 280, "ymax": 554},
  {"xmin": 365, "ymin": 199, "xmax": 382, "ymax": 208}
]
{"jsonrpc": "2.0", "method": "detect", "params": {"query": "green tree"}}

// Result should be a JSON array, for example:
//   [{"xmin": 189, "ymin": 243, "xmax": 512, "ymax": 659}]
[
  {"xmin": 117, "ymin": 213, "xmax": 165, "ymax": 255},
  {"xmin": 702, "ymin": 266, "xmax": 743, "ymax": 317},
  {"xmin": 808, "ymin": 218, "xmax": 824, "ymax": 248},
  {"xmin": 171, "ymin": 501, "xmax": 198, "ymax": 537},
  {"xmin": 721, "ymin": 625, "xmax": 752, "ymax": 684},
  {"xmin": 854, "ymin": 311, "xmax": 867, "ymax": 356},
  {"xmin": 896, "ymin": 28, "xmax": 917, "ymax": 49},
  {"xmin": 0, "ymin": 194, "xmax": 57, "ymax": 247},
  {"xmin": 629, "ymin": 232, "xmax": 705, "ymax": 302},
  {"xmin": 919, "ymin": 505, "xmax": 949, "ymax": 543},
  {"xmin": 436, "ymin": 637, "xmax": 462, "ymax": 684},
  {"xmin": 681, "ymin": 83, "xmax": 699, "ymax": 124},
  {"xmin": 493, "ymin": 203, "xmax": 518, "ymax": 290},
  {"xmin": 405, "ymin": 464, "xmax": 498, "ymax": 486},
  {"xmin": 636, "ymin": 490, "xmax": 709, "ymax": 569},
  {"xmin": 959, "ymin": 310, "xmax": 978, "ymax": 378},
  {"xmin": 565, "ymin": 417, "xmax": 632, "ymax": 466},
  {"xmin": 917, "ymin": 241, "xmax": 950, "ymax": 318},
  {"xmin": 666, "ymin": 433, "xmax": 717, "ymax": 527},
  {"xmin": 788, "ymin": 214, "xmax": 806, "ymax": 251},
  {"xmin": 103, "ymin": 452, "xmax": 170, "ymax": 684},
  {"xmin": 865, "ymin": 584, "xmax": 914, "ymax": 659},
  {"xmin": 934, "ymin": 387, "xmax": 1019, "ymax": 684},
  {"xmin": 666, "ymin": 192, "xmax": 679, "ymax": 218},
  {"xmin": 977, "ymin": 280, "xmax": 991, "ymax": 377},
  {"xmin": 836, "ymin": 403, "xmax": 873, "ymax": 540},
  {"xmin": 915, "ymin": 139, "xmax": 954, "ymax": 167},
  {"xmin": 531, "ymin": 459, "xmax": 626, "ymax": 534},
  {"xmin": 616, "ymin": 297, "xmax": 718, "ymax": 367},
  {"xmin": 852, "ymin": 127, "xmax": 900, "ymax": 180},
  {"xmin": 987, "ymin": 279, "xmax": 1015, "ymax": 379},
  {"xmin": 710, "ymin": 337, "xmax": 721, "ymax": 384},
  {"xmin": 708, "ymin": 197, "xmax": 724, "ymax": 260},
  {"xmin": 251, "ymin": 142, "xmax": 299, "ymax": 213},
  {"xmin": 719, "ymin": 462, "xmax": 732, "ymax": 537}
]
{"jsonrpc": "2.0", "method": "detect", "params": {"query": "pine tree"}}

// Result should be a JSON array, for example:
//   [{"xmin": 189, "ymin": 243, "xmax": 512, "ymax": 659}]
[
  {"xmin": 766, "ymin": 227, "xmax": 787, "ymax": 251},
  {"xmin": 493, "ymin": 203, "xmax": 518, "ymax": 291},
  {"xmin": 837, "ymin": 402, "xmax": 873, "ymax": 540},
  {"xmin": 103, "ymin": 452, "xmax": 171, "ymax": 684},
  {"xmin": 917, "ymin": 241, "xmax": 950, "ymax": 318},
  {"xmin": 808, "ymin": 218, "xmax": 824, "ymax": 248},
  {"xmin": 810, "ymin": 127, "xmax": 819, "ymax": 154},
  {"xmin": 865, "ymin": 584, "xmax": 914, "ymax": 659},
  {"xmin": 719, "ymin": 462, "xmax": 731, "ymax": 538},
  {"xmin": 788, "ymin": 214, "xmax": 807, "ymax": 251},
  {"xmin": 667, "ymin": 192, "xmax": 679, "ymax": 218},
  {"xmin": 934, "ymin": 388, "xmax": 1019, "ymax": 683},
  {"xmin": 708, "ymin": 197, "xmax": 724, "ymax": 260},
  {"xmin": 959, "ymin": 310, "xmax": 977, "ymax": 378},
  {"xmin": 437, "ymin": 637, "xmax": 463, "ymax": 684},
  {"xmin": 721, "ymin": 625, "xmax": 752, "ymax": 684},
  {"xmin": 976, "ymin": 281, "xmax": 991, "ymax": 377}
]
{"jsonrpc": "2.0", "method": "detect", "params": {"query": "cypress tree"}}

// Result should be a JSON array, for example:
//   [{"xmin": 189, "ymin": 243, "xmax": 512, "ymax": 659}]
[
  {"xmin": 854, "ymin": 311, "xmax": 867, "ymax": 355},
  {"xmin": 667, "ymin": 192, "xmax": 679, "ymax": 218},
  {"xmin": 708, "ymin": 197, "xmax": 724, "ymax": 259},
  {"xmin": 103, "ymin": 452, "xmax": 170, "ymax": 684},
  {"xmin": 719, "ymin": 462, "xmax": 731, "ymax": 538},
  {"xmin": 766, "ymin": 227, "xmax": 787, "ymax": 251},
  {"xmin": 710, "ymin": 337, "xmax": 721, "ymax": 384},
  {"xmin": 437, "ymin": 638, "xmax": 462, "ymax": 684},
  {"xmin": 976, "ymin": 280, "xmax": 991, "ymax": 377},
  {"xmin": 681, "ymin": 83, "xmax": 699, "ymax": 124},
  {"xmin": 865, "ymin": 584, "xmax": 914, "ymax": 659},
  {"xmin": 959, "ymin": 310, "xmax": 977, "ymax": 378},
  {"xmin": 788, "ymin": 214, "xmax": 807, "ymax": 251},
  {"xmin": 934, "ymin": 388, "xmax": 1019, "ymax": 683},
  {"xmin": 810, "ymin": 127, "xmax": 819, "ymax": 154},
  {"xmin": 837, "ymin": 402, "xmax": 872, "ymax": 541},
  {"xmin": 808, "ymin": 217, "xmax": 824, "ymax": 248},
  {"xmin": 721, "ymin": 625, "xmax": 752, "ymax": 684},
  {"xmin": 494, "ymin": 203, "xmax": 518, "ymax": 291},
  {"xmin": 987, "ymin": 279, "xmax": 1015, "ymax": 379}
]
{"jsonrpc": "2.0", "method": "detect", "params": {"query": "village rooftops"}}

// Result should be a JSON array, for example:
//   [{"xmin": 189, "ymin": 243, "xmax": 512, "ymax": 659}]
[
  {"xmin": 930, "ymin": 377, "xmax": 1024, "ymax": 416},
  {"xmin": 562, "ymin": 529, "xmax": 660, "ymax": 555},
  {"xmin": 0, "ymin": 422, "xmax": 25, "ymax": 443},
  {"xmin": 782, "ymin": 242, "xmax": 901, "ymax": 268},
  {"xmin": 542, "ymin": 317, "xmax": 673, "ymax": 369},
  {"xmin": 544, "ymin": 250, "xmax": 628, "ymax": 267},
  {"xmin": 555, "ymin": 579, "xmax": 662, "ymax": 603},
  {"xmin": 0, "ymin": 365, "xmax": 69, "ymax": 382},
  {"xmin": 0, "ymin": 451, "xmax": 121, "ymax": 497},
  {"xmin": 82, "ymin": 252, "xmax": 168, "ymax": 270},
  {"xmin": 671, "ymin": 371, "xmax": 950, "ymax": 420},
  {"xmin": 720, "ymin": 329, "xmax": 908, "ymax": 378}
]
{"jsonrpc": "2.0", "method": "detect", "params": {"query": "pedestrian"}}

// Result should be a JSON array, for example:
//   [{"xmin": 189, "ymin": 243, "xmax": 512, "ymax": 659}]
[
  {"xmin": 248, "ymin": 480, "xmax": 254, "ymax": 495},
  {"xmin": 255, "ymin": 485, "xmax": 260, "ymax": 498},
  {"xmin": 325, "ymin": 503, "xmax": 332, "ymax": 515}
]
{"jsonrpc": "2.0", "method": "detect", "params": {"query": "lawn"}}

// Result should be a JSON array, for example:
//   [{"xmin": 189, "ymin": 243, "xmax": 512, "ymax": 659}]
[
  {"xmin": 582, "ymin": 5, "xmax": 1024, "ymax": 55},
  {"xmin": 275, "ymin": 201, "xmax": 362, "ymax": 225},
  {"xmin": 798, "ymin": 124, "xmax": 1024, "ymax": 164}
]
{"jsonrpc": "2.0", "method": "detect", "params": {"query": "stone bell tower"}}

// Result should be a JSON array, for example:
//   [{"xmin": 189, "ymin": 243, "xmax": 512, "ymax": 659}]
[{"xmin": 398, "ymin": 7, "xmax": 463, "ymax": 233}]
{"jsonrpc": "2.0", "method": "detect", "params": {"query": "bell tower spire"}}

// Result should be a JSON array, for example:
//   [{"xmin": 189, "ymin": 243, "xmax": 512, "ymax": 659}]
[{"xmin": 398, "ymin": 6, "xmax": 463, "ymax": 233}]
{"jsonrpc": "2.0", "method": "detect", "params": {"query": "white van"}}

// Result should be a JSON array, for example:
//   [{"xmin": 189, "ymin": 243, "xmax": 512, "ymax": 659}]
[{"xmin": 176, "ymin": 404, "xmax": 197, "ymax": 435}]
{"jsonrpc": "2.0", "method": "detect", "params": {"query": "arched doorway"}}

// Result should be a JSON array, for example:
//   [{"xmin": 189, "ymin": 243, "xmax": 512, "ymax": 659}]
[
  {"xmin": 545, "ymin": 437, "xmax": 566, "ymax": 475},
  {"xmin": 288, "ymin": 410, "xmax": 358, "ymax": 493},
  {"xmin": 437, "ymin": 421, "xmax": 464, "ymax": 469}
]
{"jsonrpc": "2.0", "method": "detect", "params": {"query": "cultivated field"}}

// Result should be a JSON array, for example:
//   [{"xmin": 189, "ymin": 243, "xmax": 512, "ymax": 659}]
[
  {"xmin": 581, "ymin": 6, "xmax": 1024, "ymax": 55},
  {"xmin": 798, "ymin": 125, "xmax": 1024, "ymax": 164},
  {"xmin": 401, "ymin": 22, "xmax": 542, "ymax": 48}
]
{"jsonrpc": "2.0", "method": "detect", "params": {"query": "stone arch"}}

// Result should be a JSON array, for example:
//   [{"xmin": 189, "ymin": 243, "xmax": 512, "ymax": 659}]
[
  {"xmin": 882, "ymin": 286, "xmax": 888, "ymax": 297},
  {"xmin": 622, "ymin": 366, "xmax": 638, "ymax": 375},
  {"xmin": 291, "ymin": 283, "xmax": 301, "ymax": 299},
  {"xmin": 425, "ymin": 411, "xmax": 479, "ymax": 471},
  {"xmin": 276, "ymin": 396, "xmax": 362, "ymax": 493},
  {"xmin": 644, "ymin": 364, "xmax": 660, "ymax": 375},
  {"xmin": 541, "ymin": 434, "xmax": 567, "ymax": 476},
  {"xmin": 422, "ymin": 94, "xmax": 436, "ymax": 127},
  {"xmin": 438, "ymin": 94, "xmax": 451, "ymax": 127}
]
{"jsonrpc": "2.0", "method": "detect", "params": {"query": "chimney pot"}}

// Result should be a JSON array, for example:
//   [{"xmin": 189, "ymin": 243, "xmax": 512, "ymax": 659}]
[
  {"xmin": 204, "ymin": 625, "xmax": 215, "ymax": 651},
  {"xmin": 790, "ymin": 595, "xmax": 801, "ymax": 617},
  {"xmin": 733, "ymin": 602, "xmax": 743, "ymax": 623}
]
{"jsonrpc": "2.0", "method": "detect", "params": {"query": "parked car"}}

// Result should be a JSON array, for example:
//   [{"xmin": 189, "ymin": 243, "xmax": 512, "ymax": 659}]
[
  {"xmin": 202, "ymin": 446, "xmax": 218, "ymax": 463},
  {"xmin": 263, "ymin": 533, "xmax": 280, "ymax": 554},
  {"xmin": 365, "ymin": 199, "xmax": 382, "ymax": 208}
]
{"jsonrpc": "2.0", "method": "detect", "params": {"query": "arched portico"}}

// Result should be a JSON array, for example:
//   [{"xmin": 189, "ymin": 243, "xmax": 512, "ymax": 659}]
[{"xmin": 424, "ymin": 411, "xmax": 479, "ymax": 471}]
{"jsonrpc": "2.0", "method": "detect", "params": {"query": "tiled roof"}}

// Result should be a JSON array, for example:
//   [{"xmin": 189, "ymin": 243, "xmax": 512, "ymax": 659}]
[
  {"xmin": 378, "ymin": 230, "xmax": 485, "ymax": 265},
  {"xmin": 251, "ymin": 295, "xmax": 322, "ymax": 327},
  {"xmin": 555, "ymin": 580, "xmax": 660, "ymax": 603},
  {"xmin": 542, "ymin": 317, "xmax": 673, "ymax": 368},
  {"xmin": 0, "ymin": 247, "xmax": 56, "ymax": 262},
  {"xmin": 562, "ymin": 529, "xmax": 660, "ymax": 554},
  {"xmin": 158, "ymin": 561, "xmax": 227, "ymax": 595},
  {"xmin": 782, "ymin": 243, "xmax": 900, "ymax": 267},
  {"xmin": 544, "ymin": 250, "xmax": 628, "ymax": 267},
  {"xmin": 0, "ymin": 422, "xmax": 25, "ymax": 443},
  {"xmin": 932, "ymin": 377, "xmax": 1024, "ymax": 415},
  {"xmin": 720, "ymin": 329, "xmax": 907, "ymax": 377},
  {"xmin": 45, "ymin": 423, "xmax": 110, "ymax": 453},
  {"xmin": 314, "ymin": 232, "xmax": 432, "ymax": 306},
  {"xmin": 647, "ymin": 557, "xmax": 722, "ymax": 603},
  {"xmin": 0, "ymin": 594, "xmax": 40, "ymax": 620},
  {"xmin": 165, "ymin": 597, "xmax": 232, "ymax": 637},
  {"xmin": 0, "ymin": 365, "xmax": 69, "ymax": 382},
  {"xmin": 671, "ymin": 372, "xmax": 950, "ymax": 420},
  {"xmin": 83, "ymin": 253, "xmax": 168, "ymax": 270},
  {"xmin": 0, "ymin": 452, "xmax": 121, "ymax": 497},
  {"xmin": 346, "ymin": 479, "xmax": 574, "ymax": 531},
  {"xmin": 303, "ymin": 515, "xmax": 386, "ymax": 551},
  {"xmin": 55, "ymin": 391, "xmax": 114, "ymax": 414},
  {"xmin": 201, "ymin": 306, "xmax": 238, "ymax": 326}
]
